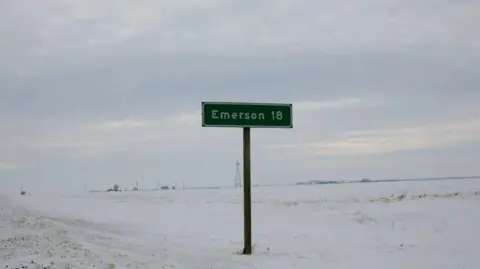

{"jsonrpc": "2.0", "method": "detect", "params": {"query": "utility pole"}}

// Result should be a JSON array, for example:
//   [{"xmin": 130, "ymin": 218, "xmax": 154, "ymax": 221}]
[{"xmin": 234, "ymin": 160, "xmax": 242, "ymax": 188}]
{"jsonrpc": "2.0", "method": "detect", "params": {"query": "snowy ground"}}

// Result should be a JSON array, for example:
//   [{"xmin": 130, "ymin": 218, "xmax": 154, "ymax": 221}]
[{"xmin": 1, "ymin": 179, "xmax": 480, "ymax": 269}]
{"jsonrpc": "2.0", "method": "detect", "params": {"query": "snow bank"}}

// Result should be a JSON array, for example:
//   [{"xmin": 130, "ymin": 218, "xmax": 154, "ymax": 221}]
[{"xmin": 2, "ymin": 179, "xmax": 480, "ymax": 268}]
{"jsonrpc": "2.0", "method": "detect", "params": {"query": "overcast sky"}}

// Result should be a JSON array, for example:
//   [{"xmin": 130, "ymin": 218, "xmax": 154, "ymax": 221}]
[{"xmin": 1, "ymin": 0, "xmax": 479, "ymax": 193}]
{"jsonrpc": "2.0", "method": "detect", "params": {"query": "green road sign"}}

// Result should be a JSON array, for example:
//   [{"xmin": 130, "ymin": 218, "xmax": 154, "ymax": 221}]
[
  {"xmin": 201, "ymin": 101, "xmax": 293, "ymax": 254},
  {"xmin": 202, "ymin": 102, "xmax": 293, "ymax": 128}
]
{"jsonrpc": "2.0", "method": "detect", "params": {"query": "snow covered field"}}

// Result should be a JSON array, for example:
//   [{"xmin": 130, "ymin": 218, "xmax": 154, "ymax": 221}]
[{"xmin": 1, "ymin": 179, "xmax": 480, "ymax": 269}]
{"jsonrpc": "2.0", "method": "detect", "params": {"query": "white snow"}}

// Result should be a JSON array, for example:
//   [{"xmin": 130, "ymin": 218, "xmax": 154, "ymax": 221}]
[{"xmin": 1, "ymin": 179, "xmax": 480, "ymax": 269}]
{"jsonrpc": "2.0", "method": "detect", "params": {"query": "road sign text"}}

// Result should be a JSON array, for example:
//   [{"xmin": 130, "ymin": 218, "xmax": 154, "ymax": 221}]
[{"xmin": 202, "ymin": 102, "xmax": 292, "ymax": 128}]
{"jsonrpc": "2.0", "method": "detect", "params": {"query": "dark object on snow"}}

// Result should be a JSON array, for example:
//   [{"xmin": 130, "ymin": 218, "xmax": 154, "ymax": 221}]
[{"xmin": 107, "ymin": 184, "xmax": 121, "ymax": 192}]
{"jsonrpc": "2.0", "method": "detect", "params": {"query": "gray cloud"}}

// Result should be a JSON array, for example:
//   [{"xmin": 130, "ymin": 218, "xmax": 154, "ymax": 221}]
[
  {"xmin": 3, "ymin": 49, "xmax": 478, "ymax": 119},
  {"xmin": 1, "ymin": 0, "xmax": 479, "ymax": 193}
]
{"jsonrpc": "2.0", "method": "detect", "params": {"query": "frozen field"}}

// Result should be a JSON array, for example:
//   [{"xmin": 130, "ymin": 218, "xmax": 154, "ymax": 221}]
[{"xmin": 1, "ymin": 179, "xmax": 480, "ymax": 269}]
